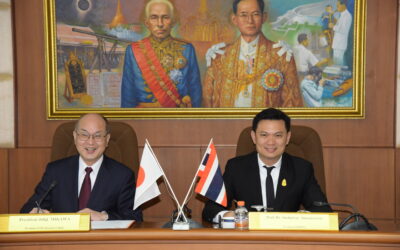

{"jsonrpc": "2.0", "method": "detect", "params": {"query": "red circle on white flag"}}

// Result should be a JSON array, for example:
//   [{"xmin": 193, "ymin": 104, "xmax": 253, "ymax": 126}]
[{"xmin": 137, "ymin": 166, "xmax": 145, "ymax": 187}]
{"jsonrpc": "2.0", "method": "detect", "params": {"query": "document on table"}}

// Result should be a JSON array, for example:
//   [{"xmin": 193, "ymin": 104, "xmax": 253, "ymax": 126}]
[{"xmin": 91, "ymin": 220, "xmax": 135, "ymax": 229}]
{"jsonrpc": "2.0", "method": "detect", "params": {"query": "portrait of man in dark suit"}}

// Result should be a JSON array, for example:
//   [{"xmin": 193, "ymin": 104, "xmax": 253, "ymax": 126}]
[
  {"xmin": 20, "ymin": 113, "xmax": 142, "ymax": 221},
  {"xmin": 202, "ymin": 108, "xmax": 331, "ymax": 222}
]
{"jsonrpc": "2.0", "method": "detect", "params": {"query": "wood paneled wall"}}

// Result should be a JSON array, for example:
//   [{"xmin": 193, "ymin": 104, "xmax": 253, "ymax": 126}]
[
  {"xmin": 0, "ymin": 150, "xmax": 8, "ymax": 213},
  {"xmin": 2, "ymin": 0, "xmax": 398, "ymax": 222}
]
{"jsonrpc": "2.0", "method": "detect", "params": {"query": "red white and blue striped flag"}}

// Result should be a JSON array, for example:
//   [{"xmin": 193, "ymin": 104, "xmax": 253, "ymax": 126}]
[{"xmin": 195, "ymin": 141, "xmax": 227, "ymax": 207}]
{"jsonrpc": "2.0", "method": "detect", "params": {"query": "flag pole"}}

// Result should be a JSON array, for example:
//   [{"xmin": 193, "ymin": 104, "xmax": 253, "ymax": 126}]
[
  {"xmin": 145, "ymin": 139, "xmax": 188, "ymax": 223},
  {"xmin": 175, "ymin": 138, "xmax": 214, "ymax": 222}
]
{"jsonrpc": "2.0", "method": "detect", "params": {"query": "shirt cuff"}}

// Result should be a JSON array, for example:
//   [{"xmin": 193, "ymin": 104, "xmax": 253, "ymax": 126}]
[{"xmin": 101, "ymin": 211, "xmax": 109, "ymax": 221}]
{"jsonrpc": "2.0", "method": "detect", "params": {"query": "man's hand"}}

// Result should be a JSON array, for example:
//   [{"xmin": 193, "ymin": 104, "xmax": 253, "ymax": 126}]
[
  {"xmin": 205, "ymin": 42, "xmax": 226, "ymax": 67},
  {"xmin": 29, "ymin": 207, "xmax": 50, "ymax": 214},
  {"xmin": 78, "ymin": 208, "xmax": 108, "ymax": 221}
]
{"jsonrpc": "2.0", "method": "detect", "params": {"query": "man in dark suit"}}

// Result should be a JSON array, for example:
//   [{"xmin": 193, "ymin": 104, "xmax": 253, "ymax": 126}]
[
  {"xmin": 21, "ymin": 113, "xmax": 142, "ymax": 221},
  {"xmin": 202, "ymin": 108, "xmax": 331, "ymax": 222}
]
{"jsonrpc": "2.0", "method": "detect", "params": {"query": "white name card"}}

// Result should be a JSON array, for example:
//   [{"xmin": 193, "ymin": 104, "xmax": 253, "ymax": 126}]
[
  {"xmin": 249, "ymin": 212, "xmax": 339, "ymax": 231},
  {"xmin": 0, "ymin": 213, "xmax": 90, "ymax": 233}
]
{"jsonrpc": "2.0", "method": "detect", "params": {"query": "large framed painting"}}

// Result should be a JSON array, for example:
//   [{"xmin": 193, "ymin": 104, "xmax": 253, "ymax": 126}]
[{"xmin": 45, "ymin": 0, "xmax": 366, "ymax": 119}]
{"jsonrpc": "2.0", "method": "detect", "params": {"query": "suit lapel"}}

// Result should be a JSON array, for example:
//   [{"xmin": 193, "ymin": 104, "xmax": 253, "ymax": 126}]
[
  {"xmin": 248, "ymin": 153, "xmax": 263, "ymax": 206},
  {"xmin": 67, "ymin": 156, "xmax": 80, "ymax": 211},
  {"xmin": 274, "ymin": 153, "xmax": 294, "ymax": 210}
]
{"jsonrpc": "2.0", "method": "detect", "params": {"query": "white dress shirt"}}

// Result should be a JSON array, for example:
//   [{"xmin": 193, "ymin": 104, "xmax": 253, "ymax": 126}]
[
  {"xmin": 257, "ymin": 154, "xmax": 282, "ymax": 208},
  {"xmin": 293, "ymin": 44, "xmax": 319, "ymax": 73}
]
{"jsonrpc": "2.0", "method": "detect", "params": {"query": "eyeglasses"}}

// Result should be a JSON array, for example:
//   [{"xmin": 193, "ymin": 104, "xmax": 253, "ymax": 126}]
[
  {"xmin": 237, "ymin": 12, "xmax": 262, "ymax": 20},
  {"xmin": 75, "ymin": 131, "xmax": 108, "ymax": 142}
]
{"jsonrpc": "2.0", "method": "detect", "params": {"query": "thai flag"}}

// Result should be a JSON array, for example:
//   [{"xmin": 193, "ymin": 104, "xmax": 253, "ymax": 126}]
[{"xmin": 195, "ymin": 141, "xmax": 227, "ymax": 207}]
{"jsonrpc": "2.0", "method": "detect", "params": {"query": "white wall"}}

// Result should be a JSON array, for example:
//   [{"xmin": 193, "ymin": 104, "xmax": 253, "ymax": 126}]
[{"xmin": 0, "ymin": 0, "xmax": 15, "ymax": 148}]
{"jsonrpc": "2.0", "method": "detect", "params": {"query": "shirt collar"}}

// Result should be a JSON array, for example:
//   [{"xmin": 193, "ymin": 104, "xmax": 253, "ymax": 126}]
[
  {"xmin": 298, "ymin": 44, "xmax": 306, "ymax": 50},
  {"xmin": 79, "ymin": 155, "xmax": 104, "ymax": 175},
  {"xmin": 257, "ymin": 153, "xmax": 282, "ymax": 171},
  {"xmin": 240, "ymin": 35, "xmax": 259, "ymax": 54}
]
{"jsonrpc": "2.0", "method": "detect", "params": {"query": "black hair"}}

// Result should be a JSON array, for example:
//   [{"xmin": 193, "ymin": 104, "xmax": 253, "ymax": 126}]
[
  {"xmin": 308, "ymin": 66, "xmax": 323, "ymax": 83},
  {"xmin": 338, "ymin": 0, "xmax": 348, "ymax": 6},
  {"xmin": 252, "ymin": 108, "xmax": 291, "ymax": 132},
  {"xmin": 297, "ymin": 33, "xmax": 307, "ymax": 44},
  {"xmin": 233, "ymin": 0, "xmax": 265, "ymax": 14}
]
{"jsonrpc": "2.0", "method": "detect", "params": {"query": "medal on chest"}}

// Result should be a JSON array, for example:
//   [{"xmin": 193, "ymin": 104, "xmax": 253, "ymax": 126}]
[{"xmin": 261, "ymin": 69, "xmax": 284, "ymax": 91}]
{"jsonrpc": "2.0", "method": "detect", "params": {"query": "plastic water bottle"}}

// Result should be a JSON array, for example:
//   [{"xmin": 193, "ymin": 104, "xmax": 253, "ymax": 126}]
[{"xmin": 234, "ymin": 201, "xmax": 249, "ymax": 229}]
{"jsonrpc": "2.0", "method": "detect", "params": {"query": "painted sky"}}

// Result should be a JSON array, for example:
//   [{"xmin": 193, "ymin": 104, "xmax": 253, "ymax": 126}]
[{"xmin": 56, "ymin": 0, "xmax": 353, "ymax": 27}]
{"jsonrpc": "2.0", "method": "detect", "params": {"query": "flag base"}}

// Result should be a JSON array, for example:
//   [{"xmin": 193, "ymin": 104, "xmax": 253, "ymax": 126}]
[
  {"xmin": 172, "ymin": 221, "xmax": 190, "ymax": 230},
  {"xmin": 162, "ymin": 219, "xmax": 203, "ymax": 229}
]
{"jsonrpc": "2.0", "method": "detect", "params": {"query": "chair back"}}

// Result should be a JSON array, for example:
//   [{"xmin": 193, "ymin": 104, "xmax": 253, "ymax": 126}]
[
  {"xmin": 235, "ymin": 125, "xmax": 326, "ymax": 193},
  {"xmin": 50, "ymin": 121, "xmax": 139, "ymax": 174}
]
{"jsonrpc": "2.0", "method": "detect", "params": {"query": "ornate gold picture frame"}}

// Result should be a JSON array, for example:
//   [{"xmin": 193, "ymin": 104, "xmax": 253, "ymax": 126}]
[{"xmin": 45, "ymin": 0, "xmax": 366, "ymax": 119}]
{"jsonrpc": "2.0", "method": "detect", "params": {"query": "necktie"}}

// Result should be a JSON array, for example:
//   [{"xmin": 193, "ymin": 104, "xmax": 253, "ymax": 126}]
[
  {"xmin": 79, "ymin": 167, "xmax": 93, "ymax": 210},
  {"xmin": 264, "ymin": 166, "xmax": 275, "ymax": 210}
]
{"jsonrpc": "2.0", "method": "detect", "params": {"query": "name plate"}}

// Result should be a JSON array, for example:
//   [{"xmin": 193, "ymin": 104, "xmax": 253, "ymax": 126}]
[
  {"xmin": 249, "ymin": 212, "xmax": 339, "ymax": 231},
  {"xmin": 0, "ymin": 213, "xmax": 90, "ymax": 233}
]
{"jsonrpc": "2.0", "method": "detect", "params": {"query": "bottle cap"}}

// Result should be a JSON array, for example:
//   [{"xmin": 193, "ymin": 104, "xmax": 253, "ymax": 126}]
[{"xmin": 237, "ymin": 201, "xmax": 245, "ymax": 206}]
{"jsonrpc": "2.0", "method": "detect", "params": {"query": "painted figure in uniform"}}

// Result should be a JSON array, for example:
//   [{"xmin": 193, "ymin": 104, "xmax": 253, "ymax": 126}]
[
  {"xmin": 330, "ymin": 0, "xmax": 352, "ymax": 66},
  {"xmin": 320, "ymin": 4, "xmax": 335, "ymax": 51},
  {"xmin": 203, "ymin": 0, "xmax": 302, "ymax": 108},
  {"xmin": 121, "ymin": 0, "xmax": 202, "ymax": 108}
]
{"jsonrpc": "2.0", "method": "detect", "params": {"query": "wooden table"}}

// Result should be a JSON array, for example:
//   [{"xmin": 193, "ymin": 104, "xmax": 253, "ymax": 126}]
[{"xmin": 1, "ymin": 220, "xmax": 399, "ymax": 250}]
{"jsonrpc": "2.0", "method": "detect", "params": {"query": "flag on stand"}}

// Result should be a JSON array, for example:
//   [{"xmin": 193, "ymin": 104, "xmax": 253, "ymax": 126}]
[
  {"xmin": 133, "ymin": 142, "xmax": 163, "ymax": 210},
  {"xmin": 195, "ymin": 141, "xmax": 227, "ymax": 207}
]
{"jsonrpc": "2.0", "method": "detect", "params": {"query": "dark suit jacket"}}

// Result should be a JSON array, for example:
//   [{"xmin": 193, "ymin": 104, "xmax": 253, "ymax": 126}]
[
  {"xmin": 202, "ymin": 152, "xmax": 331, "ymax": 222},
  {"xmin": 21, "ymin": 155, "xmax": 142, "ymax": 221}
]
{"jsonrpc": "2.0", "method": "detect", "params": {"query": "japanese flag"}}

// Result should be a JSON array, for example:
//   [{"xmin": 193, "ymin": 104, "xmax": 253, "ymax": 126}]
[{"xmin": 133, "ymin": 142, "xmax": 163, "ymax": 210}]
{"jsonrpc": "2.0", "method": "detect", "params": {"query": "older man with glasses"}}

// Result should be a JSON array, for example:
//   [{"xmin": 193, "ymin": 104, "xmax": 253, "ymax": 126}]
[{"xmin": 20, "ymin": 113, "xmax": 142, "ymax": 221}]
